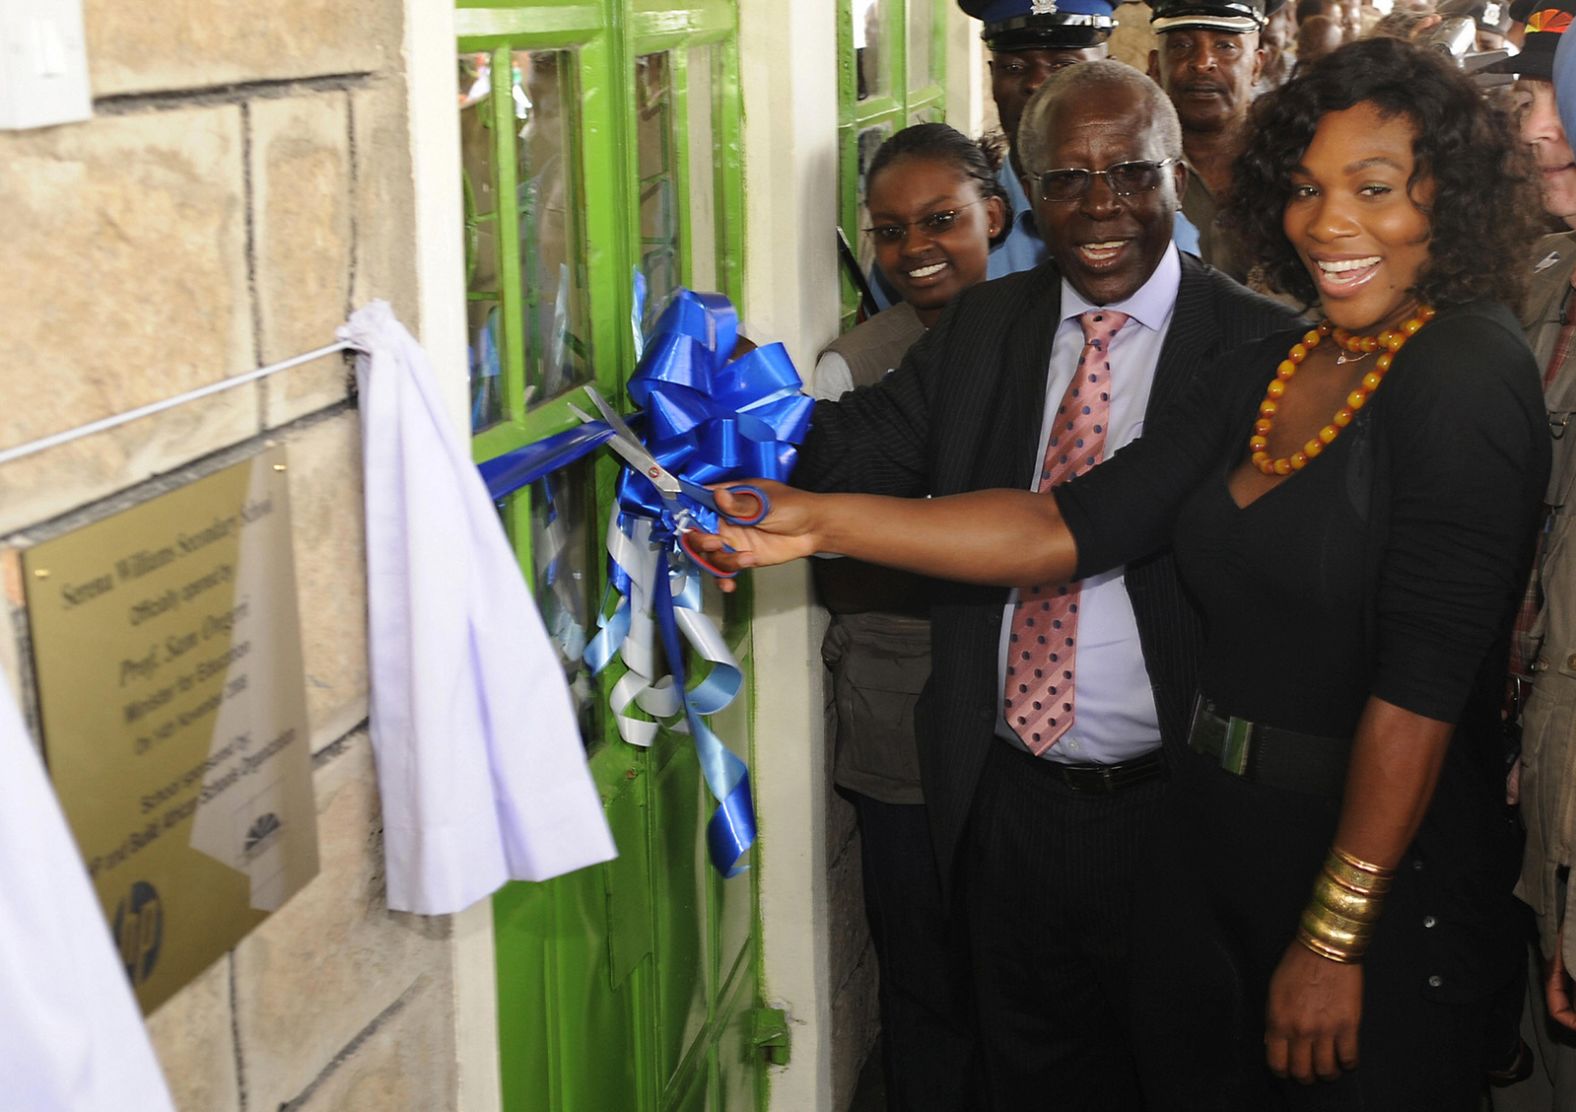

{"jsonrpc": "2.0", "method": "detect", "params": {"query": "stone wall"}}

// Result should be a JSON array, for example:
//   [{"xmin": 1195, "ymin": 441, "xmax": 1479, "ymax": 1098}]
[
  {"xmin": 826, "ymin": 719, "xmax": 881, "ymax": 1110},
  {"xmin": 0, "ymin": 3, "xmax": 454, "ymax": 1109}
]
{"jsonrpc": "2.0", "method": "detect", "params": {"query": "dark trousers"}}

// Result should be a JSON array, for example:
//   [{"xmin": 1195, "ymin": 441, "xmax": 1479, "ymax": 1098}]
[
  {"xmin": 1128, "ymin": 748, "xmax": 1499, "ymax": 1112},
  {"xmin": 849, "ymin": 791, "xmax": 980, "ymax": 1112},
  {"xmin": 962, "ymin": 739, "xmax": 1166, "ymax": 1112}
]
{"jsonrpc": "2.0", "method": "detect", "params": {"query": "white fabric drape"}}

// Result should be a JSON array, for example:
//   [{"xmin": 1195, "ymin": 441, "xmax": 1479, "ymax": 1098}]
[
  {"xmin": 342, "ymin": 301, "xmax": 616, "ymax": 915},
  {"xmin": 0, "ymin": 681, "xmax": 175, "ymax": 1110}
]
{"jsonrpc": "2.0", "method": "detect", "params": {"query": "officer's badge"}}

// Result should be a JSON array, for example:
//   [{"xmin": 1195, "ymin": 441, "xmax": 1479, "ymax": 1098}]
[
  {"xmin": 1484, "ymin": 2, "xmax": 1502, "ymax": 24},
  {"xmin": 1031, "ymin": 0, "xmax": 1059, "ymax": 12}
]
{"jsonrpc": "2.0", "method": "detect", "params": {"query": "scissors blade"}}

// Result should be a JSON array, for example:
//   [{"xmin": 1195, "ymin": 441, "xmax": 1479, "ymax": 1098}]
[
  {"xmin": 578, "ymin": 386, "xmax": 684, "ymax": 500},
  {"xmin": 581, "ymin": 386, "xmax": 643, "ymax": 448}
]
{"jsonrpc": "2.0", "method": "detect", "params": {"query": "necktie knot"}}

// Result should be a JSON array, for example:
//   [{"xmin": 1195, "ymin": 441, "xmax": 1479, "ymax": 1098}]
[{"xmin": 1079, "ymin": 309, "xmax": 1129, "ymax": 352}]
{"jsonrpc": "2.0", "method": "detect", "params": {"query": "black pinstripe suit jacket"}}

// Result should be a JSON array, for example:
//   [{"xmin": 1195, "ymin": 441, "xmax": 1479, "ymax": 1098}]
[{"xmin": 795, "ymin": 253, "xmax": 1304, "ymax": 881}]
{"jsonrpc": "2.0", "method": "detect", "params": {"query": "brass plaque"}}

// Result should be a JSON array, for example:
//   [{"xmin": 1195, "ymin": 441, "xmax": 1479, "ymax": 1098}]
[{"xmin": 22, "ymin": 447, "xmax": 318, "ymax": 1014}]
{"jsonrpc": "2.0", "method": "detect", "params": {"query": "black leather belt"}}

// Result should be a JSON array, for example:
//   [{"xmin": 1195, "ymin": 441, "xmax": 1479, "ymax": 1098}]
[
  {"xmin": 1187, "ymin": 697, "xmax": 1352, "ymax": 798},
  {"xmin": 998, "ymin": 738, "xmax": 1167, "ymax": 793}
]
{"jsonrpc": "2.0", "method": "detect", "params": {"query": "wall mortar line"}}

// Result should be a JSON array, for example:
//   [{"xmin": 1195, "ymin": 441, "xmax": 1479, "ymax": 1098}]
[
  {"xmin": 277, "ymin": 976, "xmax": 425, "ymax": 1111},
  {"xmin": 345, "ymin": 87, "xmax": 360, "ymax": 326},
  {"xmin": 230, "ymin": 955, "xmax": 249, "ymax": 1111},
  {"xmin": 240, "ymin": 100, "xmax": 267, "ymax": 431},
  {"xmin": 94, "ymin": 73, "xmax": 377, "ymax": 116}
]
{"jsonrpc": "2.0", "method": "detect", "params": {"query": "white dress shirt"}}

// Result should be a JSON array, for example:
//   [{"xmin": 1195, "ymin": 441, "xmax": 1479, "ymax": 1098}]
[{"xmin": 994, "ymin": 244, "xmax": 1182, "ymax": 764}]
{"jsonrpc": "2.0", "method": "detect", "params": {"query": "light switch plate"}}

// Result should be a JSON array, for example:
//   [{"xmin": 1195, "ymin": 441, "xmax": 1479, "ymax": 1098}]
[{"xmin": 0, "ymin": 0, "xmax": 92, "ymax": 131}]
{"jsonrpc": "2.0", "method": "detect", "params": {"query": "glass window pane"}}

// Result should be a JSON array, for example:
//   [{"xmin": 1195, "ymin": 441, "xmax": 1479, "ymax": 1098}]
[
  {"xmin": 908, "ymin": 0, "xmax": 935, "ymax": 89},
  {"xmin": 468, "ymin": 298, "xmax": 504, "ymax": 431},
  {"xmin": 460, "ymin": 52, "xmax": 504, "ymax": 433},
  {"xmin": 855, "ymin": 123, "xmax": 892, "ymax": 276},
  {"xmin": 637, "ymin": 52, "xmax": 680, "ymax": 331},
  {"xmin": 515, "ymin": 50, "xmax": 593, "ymax": 406},
  {"xmin": 853, "ymin": 0, "xmax": 891, "ymax": 102},
  {"xmin": 528, "ymin": 464, "xmax": 599, "ymax": 746},
  {"xmin": 909, "ymin": 104, "xmax": 942, "ymax": 127},
  {"xmin": 685, "ymin": 45, "xmax": 719, "ymax": 293}
]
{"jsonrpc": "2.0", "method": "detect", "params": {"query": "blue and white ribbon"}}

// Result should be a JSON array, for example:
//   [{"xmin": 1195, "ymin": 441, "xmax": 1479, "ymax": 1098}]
[{"xmin": 478, "ymin": 288, "xmax": 811, "ymax": 878}]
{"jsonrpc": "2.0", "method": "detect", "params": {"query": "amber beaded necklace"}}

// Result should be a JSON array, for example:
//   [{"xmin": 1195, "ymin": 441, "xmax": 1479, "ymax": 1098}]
[{"xmin": 1248, "ymin": 305, "xmax": 1436, "ymax": 476}]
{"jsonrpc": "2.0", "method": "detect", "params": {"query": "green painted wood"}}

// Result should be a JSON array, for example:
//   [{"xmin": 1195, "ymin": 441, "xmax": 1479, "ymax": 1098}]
[
  {"xmin": 459, "ymin": 3, "xmax": 765, "ymax": 1110},
  {"xmin": 836, "ymin": 0, "xmax": 952, "ymax": 322}
]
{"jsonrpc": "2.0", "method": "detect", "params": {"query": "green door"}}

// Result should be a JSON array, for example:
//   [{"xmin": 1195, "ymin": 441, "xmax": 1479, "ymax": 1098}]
[{"xmin": 454, "ymin": 2, "xmax": 771, "ymax": 1108}]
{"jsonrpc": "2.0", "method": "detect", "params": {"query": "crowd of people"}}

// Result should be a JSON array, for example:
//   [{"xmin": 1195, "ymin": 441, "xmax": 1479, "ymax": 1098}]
[{"xmin": 741, "ymin": 0, "xmax": 1576, "ymax": 1108}]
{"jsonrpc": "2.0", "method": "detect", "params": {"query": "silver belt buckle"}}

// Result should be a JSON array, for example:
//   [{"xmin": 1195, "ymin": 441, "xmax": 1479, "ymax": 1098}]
[{"xmin": 1221, "ymin": 716, "xmax": 1254, "ymax": 776}]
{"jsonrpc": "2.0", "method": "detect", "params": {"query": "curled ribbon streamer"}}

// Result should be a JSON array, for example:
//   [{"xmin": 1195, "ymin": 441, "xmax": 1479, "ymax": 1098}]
[{"xmin": 491, "ymin": 288, "xmax": 808, "ymax": 878}]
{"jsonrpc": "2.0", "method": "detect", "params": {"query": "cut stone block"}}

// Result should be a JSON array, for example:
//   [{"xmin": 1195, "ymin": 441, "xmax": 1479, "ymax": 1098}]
[
  {"xmin": 352, "ymin": 77, "xmax": 420, "ymax": 332},
  {"xmin": 233, "ymin": 732, "xmax": 453, "ymax": 1110},
  {"xmin": 292, "ymin": 974, "xmax": 457, "ymax": 1112},
  {"xmin": 146, "ymin": 957, "xmax": 240, "ymax": 1112},
  {"xmin": 251, "ymin": 95, "xmax": 354, "ymax": 427},
  {"xmin": 827, "ymin": 825, "xmax": 870, "ymax": 995},
  {"xmin": 0, "ymin": 107, "xmax": 256, "ymax": 534},
  {"xmin": 830, "ymin": 946, "xmax": 881, "ymax": 1112},
  {"xmin": 280, "ymin": 414, "xmax": 367, "ymax": 753},
  {"xmin": 84, "ymin": 0, "xmax": 404, "ymax": 97}
]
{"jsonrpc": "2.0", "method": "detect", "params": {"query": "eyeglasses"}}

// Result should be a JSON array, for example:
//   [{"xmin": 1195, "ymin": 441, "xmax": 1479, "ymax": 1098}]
[
  {"xmin": 862, "ymin": 200, "xmax": 987, "ymax": 244},
  {"xmin": 1032, "ymin": 159, "xmax": 1179, "ymax": 203}
]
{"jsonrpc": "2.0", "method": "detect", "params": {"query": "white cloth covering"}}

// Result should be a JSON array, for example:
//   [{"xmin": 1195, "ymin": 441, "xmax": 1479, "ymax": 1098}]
[
  {"xmin": 0, "ymin": 680, "xmax": 175, "ymax": 1111},
  {"xmin": 342, "ymin": 301, "xmax": 616, "ymax": 915}
]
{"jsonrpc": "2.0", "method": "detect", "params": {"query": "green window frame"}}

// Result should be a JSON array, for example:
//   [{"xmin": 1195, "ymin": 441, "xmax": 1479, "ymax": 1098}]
[
  {"xmin": 837, "ymin": 0, "xmax": 950, "ymax": 327},
  {"xmin": 455, "ymin": 4, "xmax": 768, "ymax": 1110},
  {"xmin": 457, "ymin": 0, "xmax": 750, "ymax": 769}
]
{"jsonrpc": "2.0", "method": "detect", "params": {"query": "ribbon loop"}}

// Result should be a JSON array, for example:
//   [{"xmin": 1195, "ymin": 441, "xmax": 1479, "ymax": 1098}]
[{"xmin": 479, "ymin": 288, "xmax": 806, "ymax": 878}]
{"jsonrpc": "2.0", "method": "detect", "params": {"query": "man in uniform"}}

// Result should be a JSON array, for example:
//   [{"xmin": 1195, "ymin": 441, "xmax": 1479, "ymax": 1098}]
[
  {"xmin": 1148, "ymin": 0, "xmax": 1266, "ymax": 279},
  {"xmin": 962, "ymin": 0, "xmax": 1127, "ymax": 277}
]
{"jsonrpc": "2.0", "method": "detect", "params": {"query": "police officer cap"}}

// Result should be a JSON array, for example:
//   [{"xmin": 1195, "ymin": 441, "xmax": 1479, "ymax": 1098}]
[
  {"xmin": 1149, "ymin": 0, "xmax": 1268, "ymax": 34},
  {"xmin": 957, "ymin": 0, "xmax": 1118, "ymax": 51}
]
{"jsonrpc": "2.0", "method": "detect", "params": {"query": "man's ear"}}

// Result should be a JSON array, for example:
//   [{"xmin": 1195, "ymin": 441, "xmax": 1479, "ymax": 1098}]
[
  {"xmin": 1147, "ymin": 48, "xmax": 1161, "ymax": 83},
  {"xmin": 1171, "ymin": 158, "xmax": 1188, "ymax": 201},
  {"xmin": 1252, "ymin": 42, "xmax": 1266, "ymax": 84}
]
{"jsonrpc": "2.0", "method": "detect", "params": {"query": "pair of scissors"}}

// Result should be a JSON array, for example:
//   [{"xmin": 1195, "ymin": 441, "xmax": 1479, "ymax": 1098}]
[{"xmin": 571, "ymin": 385, "xmax": 770, "ymax": 578}]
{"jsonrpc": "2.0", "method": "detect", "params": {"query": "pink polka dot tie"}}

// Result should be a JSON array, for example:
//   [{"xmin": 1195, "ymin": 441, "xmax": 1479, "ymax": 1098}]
[{"xmin": 1005, "ymin": 309, "xmax": 1127, "ymax": 755}]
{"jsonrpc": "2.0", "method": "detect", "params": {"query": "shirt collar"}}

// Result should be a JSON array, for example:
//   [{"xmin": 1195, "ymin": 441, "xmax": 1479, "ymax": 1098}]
[{"xmin": 1059, "ymin": 242, "xmax": 1181, "ymax": 334}]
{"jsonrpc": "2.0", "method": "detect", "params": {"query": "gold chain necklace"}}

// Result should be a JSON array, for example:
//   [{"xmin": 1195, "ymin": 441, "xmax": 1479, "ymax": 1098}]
[{"xmin": 1248, "ymin": 305, "xmax": 1436, "ymax": 477}]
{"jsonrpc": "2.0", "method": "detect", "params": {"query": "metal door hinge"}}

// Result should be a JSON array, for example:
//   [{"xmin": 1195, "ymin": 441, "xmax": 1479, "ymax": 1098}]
[{"xmin": 750, "ymin": 1007, "xmax": 791, "ymax": 1066}]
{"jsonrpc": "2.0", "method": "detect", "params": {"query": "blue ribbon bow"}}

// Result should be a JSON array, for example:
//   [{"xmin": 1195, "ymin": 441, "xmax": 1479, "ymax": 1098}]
[{"xmin": 478, "ymin": 289, "xmax": 810, "ymax": 878}]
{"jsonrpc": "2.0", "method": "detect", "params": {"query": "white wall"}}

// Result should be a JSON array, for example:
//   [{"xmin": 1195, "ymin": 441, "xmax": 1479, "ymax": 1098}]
[
  {"xmin": 738, "ymin": 1, "xmax": 841, "ymax": 1105},
  {"xmin": 403, "ymin": 3, "xmax": 499, "ymax": 1109}
]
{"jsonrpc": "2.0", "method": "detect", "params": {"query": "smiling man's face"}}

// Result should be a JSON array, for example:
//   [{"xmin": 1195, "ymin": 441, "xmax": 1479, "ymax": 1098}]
[
  {"xmin": 1030, "ymin": 83, "xmax": 1184, "ymax": 305},
  {"xmin": 1517, "ymin": 77, "xmax": 1576, "ymax": 227}
]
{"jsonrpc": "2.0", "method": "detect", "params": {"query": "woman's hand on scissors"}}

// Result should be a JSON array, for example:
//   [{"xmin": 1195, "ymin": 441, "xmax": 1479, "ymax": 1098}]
[{"xmin": 696, "ymin": 481, "xmax": 822, "ymax": 590}]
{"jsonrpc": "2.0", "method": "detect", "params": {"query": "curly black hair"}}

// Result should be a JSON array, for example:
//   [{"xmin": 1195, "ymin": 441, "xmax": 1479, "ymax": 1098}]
[
  {"xmin": 866, "ymin": 123, "xmax": 1014, "ymax": 248},
  {"xmin": 1229, "ymin": 37, "xmax": 1541, "ymax": 312}
]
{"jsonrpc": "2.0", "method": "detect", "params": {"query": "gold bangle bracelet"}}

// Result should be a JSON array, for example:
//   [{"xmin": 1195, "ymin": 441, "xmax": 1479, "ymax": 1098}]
[
  {"xmin": 1312, "ymin": 870, "xmax": 1385, "ymax": 922},
  {"xmin": 1325, "ymin": 848, "xmax": 1395, "ymax": 896},
  {"xmin": 1296, "ymin": 923, "xmax": 1364, "ymax": 964},
  {"xmin": 1330, "ymin": 845, "xmax": 1396, "ymax": 882},
  {"xmin": 1298, "ymin": 905, "xmax": 1375, "ymax": 952}
]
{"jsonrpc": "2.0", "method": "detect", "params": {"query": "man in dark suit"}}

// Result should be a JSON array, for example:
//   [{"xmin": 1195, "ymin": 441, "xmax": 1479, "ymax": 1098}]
[{"xmin": 793, "ymin": 62, "xmax": 1301, "ymax": 1109}]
